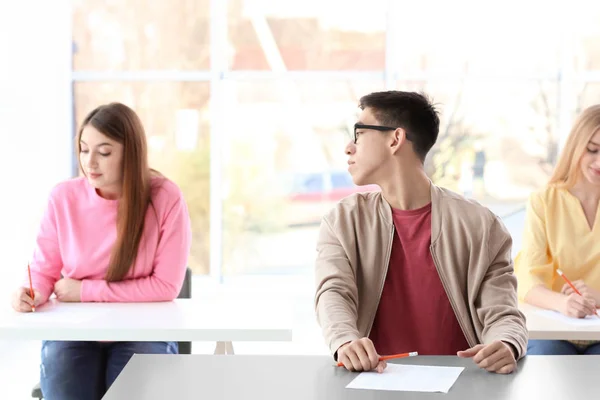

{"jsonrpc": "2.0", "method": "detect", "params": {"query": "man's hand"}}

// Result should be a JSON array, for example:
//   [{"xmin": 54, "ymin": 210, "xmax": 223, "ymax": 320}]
[
  {"xmin": 337, "ymin": 337, "xmax": 387, "ymax": 373},
  {"xmin": 457, "ymin": 340, "xmax": 516, "ymax": 374},
  {"xmin": 561, "ymin": 280, "xmax": 600, "ymax": 305},
  {"xmin": 54, "ymin": 278, "xmax": 82, "ymax": 302}
]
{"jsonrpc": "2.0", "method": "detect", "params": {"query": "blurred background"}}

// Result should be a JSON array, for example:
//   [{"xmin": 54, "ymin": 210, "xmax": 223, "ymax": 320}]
[{"xmin": 1, "ymin": 0, "xmax": 600, "ymax": 396}]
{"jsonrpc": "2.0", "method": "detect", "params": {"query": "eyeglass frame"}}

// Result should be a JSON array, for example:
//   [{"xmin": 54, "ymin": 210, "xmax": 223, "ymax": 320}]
[{"xmin": 352, "ymin": 123, "xmax": 413, "ymax": 144}]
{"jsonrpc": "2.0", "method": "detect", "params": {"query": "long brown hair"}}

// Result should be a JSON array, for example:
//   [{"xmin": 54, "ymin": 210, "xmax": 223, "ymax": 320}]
[
  {"xmin": 77, "ymin": 102, "xmax": 153, "ymax": 282},
  {"xmin": 549, "ymin": 105, "xmax": 600, "ymax": 189}
]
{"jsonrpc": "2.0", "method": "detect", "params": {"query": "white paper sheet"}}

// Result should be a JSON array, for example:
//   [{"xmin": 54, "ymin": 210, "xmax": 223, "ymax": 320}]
[
  {"xmin": 536, "ymin": 309, "xmax": 600, "ymax": 326},
  {"xmin": 346, "ymin": 363, "xmax": 465, "ymax": 393}
]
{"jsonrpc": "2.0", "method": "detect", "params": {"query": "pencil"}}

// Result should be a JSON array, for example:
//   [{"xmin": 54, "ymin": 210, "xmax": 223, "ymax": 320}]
[
  {"xmin": 337, "ymin": 351, "xmax": 418, "ymax": 367},
  {"xmin": 557, "ymin": 269, "xmax": 598, "ymax": 317},
  {"xmin": 557, "ymin": 269, "xmax": 582, "ymax": 296},
  {"xmin": 27, "ymin": 263, "xmax": 35, "ymax": 312}
]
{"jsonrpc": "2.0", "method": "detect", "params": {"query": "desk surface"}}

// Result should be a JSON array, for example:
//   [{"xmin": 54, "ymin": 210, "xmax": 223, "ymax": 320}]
[
  {"xmin": 4, "ymin": 296, "xmax": 595, "ymax": 342},
  {"xmin": 103, "ymin": 354, "xmax": 596, "ymax": 400},
  {"xmin": 521, "ymin": 302, "xmax": 600, "ymax": 340},
  {"xmin": 0, "ymin": 296, "xmax": 292, "ymax": 342}
]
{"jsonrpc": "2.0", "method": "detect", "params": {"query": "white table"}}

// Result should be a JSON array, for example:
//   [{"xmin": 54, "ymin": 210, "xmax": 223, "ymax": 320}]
[
  {"xmin": 520, "ymin": 302, "xmax": 600, "ymax": 340},
  {"xmin": 0, "ymin": 296, "xmax": 292, "ymax": 354}
]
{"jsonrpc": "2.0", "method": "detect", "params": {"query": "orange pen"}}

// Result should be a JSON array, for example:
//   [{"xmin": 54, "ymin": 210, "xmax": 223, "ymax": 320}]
[
  {"xmin": 557, "ymin": 269, "xmax": 599, "ymax": 317},
  {"xmin": 337, "ymin": 351, "xmax": 418, "ymax": 367},
  {"xmin": 557, "ymin": 269, "xmax": 582, "ymax": 296},
  {"xmin": 27, "ymin": 263, "xmax": 35, "ymax": 312}
]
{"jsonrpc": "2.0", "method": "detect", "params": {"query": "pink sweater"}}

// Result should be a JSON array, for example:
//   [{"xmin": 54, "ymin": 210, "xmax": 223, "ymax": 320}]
[{"xmin": 28, "ymin": 176, "xmax": 192, "ymax": 303}]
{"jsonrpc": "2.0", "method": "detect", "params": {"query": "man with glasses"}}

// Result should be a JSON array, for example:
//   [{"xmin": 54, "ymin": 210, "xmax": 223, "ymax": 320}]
[{"xmin": 314, "ymin": 91, "xmax": 527, "ymax": 375}]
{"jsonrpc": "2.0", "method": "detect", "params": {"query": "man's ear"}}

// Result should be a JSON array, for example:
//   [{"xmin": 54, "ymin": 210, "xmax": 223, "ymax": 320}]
[{"xmin": 390, "ymin": 128, "xmax": 407, "ymax": 153}]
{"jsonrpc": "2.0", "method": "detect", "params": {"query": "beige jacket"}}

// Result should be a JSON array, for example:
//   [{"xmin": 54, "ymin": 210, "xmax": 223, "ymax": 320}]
[{"xmin": 314, "ymin": 184, "xmax": 527, "ymax": 360}]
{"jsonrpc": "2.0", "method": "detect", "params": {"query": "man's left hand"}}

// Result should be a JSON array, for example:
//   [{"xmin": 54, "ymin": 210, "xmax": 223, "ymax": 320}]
[{"xmin": 457, "ymin": 340, "xmax": 516, "ymax": 374}]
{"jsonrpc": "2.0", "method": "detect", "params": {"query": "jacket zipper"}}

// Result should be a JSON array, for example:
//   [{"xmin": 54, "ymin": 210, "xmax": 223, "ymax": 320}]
[
  {"xmin": 430, "ymin": 246, "xmax": 477, "ymax": 348},
  {"xmin": 366, "ymin": 225, "xmax": 394, "ymax": 336}
]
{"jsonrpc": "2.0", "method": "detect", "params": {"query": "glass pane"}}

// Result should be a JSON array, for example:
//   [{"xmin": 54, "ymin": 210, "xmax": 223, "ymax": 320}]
[
  {"xmin": 228, "ymin": 0, "xmax": 387, "ymax": 70},
  {"xmin": 575, "ymin": 5, "xmax": 600, "ymax": 70},
  {"xmin": 396, "ymin": 80, "xmax": 559, "ymax": 212},
  {"xmin": 73, "ymin": 82, "xmax": 211, "ymax": 275},
  {"xmin": 72, "ymin": 0, "xmax": 210, "ymax": 70},
  {"xmin": 221, "ymin": 79, "xmax": 383, "ymax": 276},
  {"xmin": 576, "ymin": 82, "xmax": 600, "ymax": 112},
  {"xmin": 390, "ymin": 3, "xmax": 562, "ymax": 75}
]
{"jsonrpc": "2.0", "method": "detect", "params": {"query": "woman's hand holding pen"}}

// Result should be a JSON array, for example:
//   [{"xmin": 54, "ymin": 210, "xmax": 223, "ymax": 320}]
[
  {"xmin": 11, "ymin": 287, "xmax": 43, "ymax": 312},
  {"xmin": 559, "ymin": 291, "xmax": 597, "ymax": 318},
  {"xmin": 561, "ymin": 280, "xmax": 600, "ymax": 306}
]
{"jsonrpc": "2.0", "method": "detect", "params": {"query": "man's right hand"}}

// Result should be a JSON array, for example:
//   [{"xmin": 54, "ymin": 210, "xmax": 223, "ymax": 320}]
[
  {"xmin": 560, "ymin": 293, "xmax": 597, "ymax": 318},
  {"xmin": 337, "ymin": 337, "xmax": 386, "ymax": 373},
  {"xmin": 11, "ymin": 287, "xmax": 43, "ymax": 313}
]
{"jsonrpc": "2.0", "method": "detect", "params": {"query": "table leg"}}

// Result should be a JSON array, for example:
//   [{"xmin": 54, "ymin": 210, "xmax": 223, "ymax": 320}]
[
  {"xmin": 225, "ymin": 341, "xmax": 235, "ymax": 354},
  {"xmin": 214, "ymin": 341, "xmax": 235, "ymax": 355}
]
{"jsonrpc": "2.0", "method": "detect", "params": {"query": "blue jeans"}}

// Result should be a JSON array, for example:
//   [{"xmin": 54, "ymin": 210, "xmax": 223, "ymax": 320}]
[
  {"xmin": 527, "ymin": 340, "xmax": 600, "ymax": 355},
  {"xmin": 40, "ymin": 341, "xmax": 178, "ymax": 400}
]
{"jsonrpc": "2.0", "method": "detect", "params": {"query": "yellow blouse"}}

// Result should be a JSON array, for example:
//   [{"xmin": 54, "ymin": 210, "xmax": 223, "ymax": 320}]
[{"xmin": 515, "ymin": 186, "xmax": 600, "ymax": 300}]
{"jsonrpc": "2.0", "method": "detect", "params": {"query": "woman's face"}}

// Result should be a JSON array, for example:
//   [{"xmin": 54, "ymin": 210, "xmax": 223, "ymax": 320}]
[{"xmin": 79, "ymin": 125, "xmax": 124, "ymax": 199}]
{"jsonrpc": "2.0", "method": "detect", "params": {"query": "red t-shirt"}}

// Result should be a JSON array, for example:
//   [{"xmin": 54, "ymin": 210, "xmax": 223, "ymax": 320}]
[{"xmin": 369, "ymin": 203, "xmax": 469, "ymax": 355}]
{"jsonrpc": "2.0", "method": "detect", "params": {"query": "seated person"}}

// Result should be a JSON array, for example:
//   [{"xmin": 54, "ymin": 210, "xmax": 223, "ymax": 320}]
[
  {"xmin": 516, "ymin": 104, "xmax": 600, "ymax": 355},
  {"xmin": 11, "ymin": 102, "xmax": 192, "ymax": 400},
  {"xmin": 315, "ymin": 90, "xmax": 527, "ymax": 374}
]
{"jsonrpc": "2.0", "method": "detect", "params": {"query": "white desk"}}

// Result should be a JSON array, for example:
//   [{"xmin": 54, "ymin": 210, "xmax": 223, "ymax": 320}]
[
  {"xmin": 521, "ymin": 302, "xmax": 600, "ymax": 340},
  {"xmin": 0, "ymin": 296, "xmax": 292, "ymax": 354}
]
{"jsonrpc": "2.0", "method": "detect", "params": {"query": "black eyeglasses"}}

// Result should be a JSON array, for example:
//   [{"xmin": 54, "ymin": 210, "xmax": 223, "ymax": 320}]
[{"xmin": 352, "ymin": 123, "xmax": 412, "ymax": 144}]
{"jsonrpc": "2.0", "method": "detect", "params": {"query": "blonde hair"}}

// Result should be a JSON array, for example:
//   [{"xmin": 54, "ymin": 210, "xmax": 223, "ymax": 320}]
[{"xmin": 549, "ymin": 105, "xmax": 600, "ymax": 189}]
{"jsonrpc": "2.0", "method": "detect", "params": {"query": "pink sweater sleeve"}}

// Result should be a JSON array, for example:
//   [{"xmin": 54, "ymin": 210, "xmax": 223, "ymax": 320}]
[
  {"xmin": 28, "ymin": 192, "xmax": 63, "ymax": 302},
  {"xmin": 80, "ymin": 194, "xmax": 192, "ymax": 302}
]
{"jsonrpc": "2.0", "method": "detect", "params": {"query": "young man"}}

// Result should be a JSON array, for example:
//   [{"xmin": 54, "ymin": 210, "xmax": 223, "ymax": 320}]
[{"xmin": 314, "ymin": 91, "xmax": 527, "ymax": 374}]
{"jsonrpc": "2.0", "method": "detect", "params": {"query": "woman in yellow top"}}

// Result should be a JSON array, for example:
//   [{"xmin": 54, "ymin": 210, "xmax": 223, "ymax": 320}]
[{"xmin": 516, "ymin": 104, "xmax": 600, "ymax": 355}]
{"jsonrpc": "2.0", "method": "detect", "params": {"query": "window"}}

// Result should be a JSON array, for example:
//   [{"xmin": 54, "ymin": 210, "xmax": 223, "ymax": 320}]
[
  {"xmin": 227, "ymin": 0, "xmax": 386, "ymax": 70},
  {"xmin": 72, "ymin": 0, "xmax": 210, "ymax": 70},
  {"xmin": 68, "ymin": 0, "xmax": 600, "ymax": 282},
  {"xmin": 220, "ymin": 79, "xmax": 383, "ymax": 274}
]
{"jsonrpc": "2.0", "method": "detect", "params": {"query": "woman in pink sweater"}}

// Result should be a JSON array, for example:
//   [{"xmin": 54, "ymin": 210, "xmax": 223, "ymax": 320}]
[{"xmin": 10, "ymin": 103, "xmax": 192, "ymax": 400}]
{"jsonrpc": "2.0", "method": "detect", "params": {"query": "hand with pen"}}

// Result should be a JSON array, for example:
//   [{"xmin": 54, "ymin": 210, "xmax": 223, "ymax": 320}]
[
  {"xmin": 557, "ymin": 269, "xmax": 598, "ymax": 318},
  {"xmin": 560, "ymin": 280, "xmax": 600, "ymax": 302},
  {"xmin": 336, "ymin": 338, "xmax": 387, "ymax": 373},
  {"xmin": 11, "ymin": 263, "xmax": 46, "ymax": 312},
  {"xmin": 559, "ymin": 292, "xmax": 597, "ymax": 318},
  {"xmin": 11, "ymin": 287, "xmax": 44, "ymax": 313}
]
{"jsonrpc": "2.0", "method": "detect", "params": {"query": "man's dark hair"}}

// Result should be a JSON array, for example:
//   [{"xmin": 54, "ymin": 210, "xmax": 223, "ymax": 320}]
[{"xmin": 359, "ymin": 91, "xmax": 440, "ymax": 161}]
